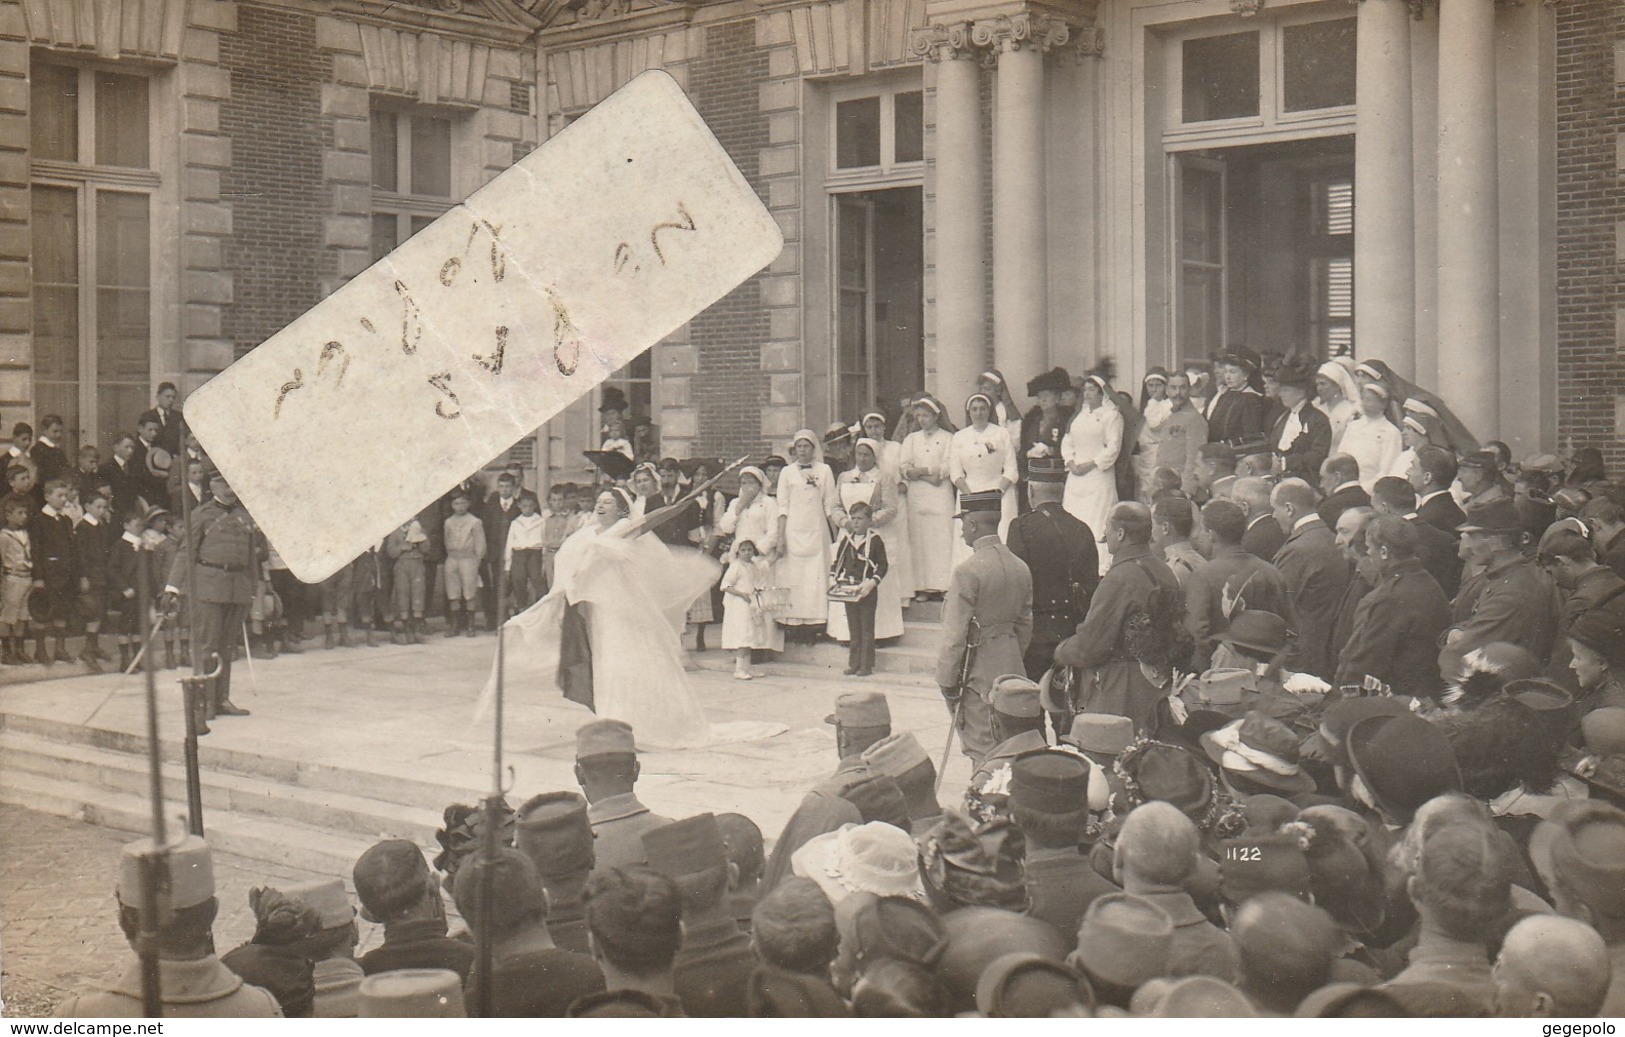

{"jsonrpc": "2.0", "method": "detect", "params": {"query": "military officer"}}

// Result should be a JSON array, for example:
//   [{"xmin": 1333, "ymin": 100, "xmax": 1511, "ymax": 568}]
[
  {"xmin": 572, "ymin": 719, "xmax": 673, "ymax": 872},
  {"xmin": 759, "ymin": 691, "xmax": 890, "ymax": 891},
  {"xmin": 935, "ymin": 500, "xmax": 1033, "ymax": 769},
  {"xmin": 164, "ymin": 467, "xmax": 259, "ymax": 718},
  {"xmin": 1005, "ymin": 464, "xmax": 1097, "ymax": 694},
  {"xmin": 1440, "ymin": 499, "xmax": 1561, "ymax": 681}
]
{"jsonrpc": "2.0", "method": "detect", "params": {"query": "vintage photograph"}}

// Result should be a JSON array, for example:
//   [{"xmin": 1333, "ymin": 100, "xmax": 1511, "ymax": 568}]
[{"xmin": 1, "ymin": 0, "xmax": 1623, "ymax": 1021}]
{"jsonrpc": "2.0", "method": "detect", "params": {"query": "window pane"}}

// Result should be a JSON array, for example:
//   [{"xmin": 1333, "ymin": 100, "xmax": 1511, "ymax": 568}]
[
  {"xmin": 836, "ymin": 97, "xmax": 881, "ymax": 169},
  {"xmin": 1180, "ymin": 268, "xmax": 1224, "ymax": 359},
  {"xmin": 30, "ymin": 64, "xmax": 78, "ymax": 162},
  {"xmin": 1283, "ymin": 20, "xmax": 1357, "ymax": 112},
  {"xmin": 1181, "ymin": 166, "xmax": 1223, "ymax": 266},
  {"xmin": 410, "ymin": 115, "xmax": 452, "ymax": 197},
  {"xmin": 371, "ymin": 109, "xmax": 398, "ymax": 192},
  {"xmin": 96, "ymin": 192, "xmax": 150, "ymax": 378},
  {"xmin": 30, "ymin": 186, "xmax": 80, "ymax": 385},
  {"xmin": 1182, "ymin": 32, "xmax": 1260, "ymax": 122},
  {"xmin": 894, "ymin": 91, "xmax": 923, "ymax": 164},
  {"xmin": 371, "ymin": 213, "xmax": 398, "ymax": 262},
  {"xmin": 94, "ymin": 72, "xmax": 149, "ymax": 168},
  {"xmin": 409, "ymin": 215, "xmax": 436, "ymax": 237}
]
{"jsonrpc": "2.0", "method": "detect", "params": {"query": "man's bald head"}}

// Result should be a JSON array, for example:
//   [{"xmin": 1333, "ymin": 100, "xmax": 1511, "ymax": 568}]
[
  {"xmin": 1232, "ymin": 477, "xmax": 1273, "ymax": 521},
  {"xmin": 1271, "ymin": 478, "xmax": 1318, "ymax": 519},
  {"xmin": 1114, "ymin": 801, "xmax": 1199, "ymax": 889},
  {"xmin": 1110, "ymin": 501, "xmax": 1153, "ymax": 547},
  {"xmin": 1493, "ymin": 915, "xmax": 1611, "ymax": 1017},
  {"xmin": 1334, "ymin": 506, "xmax": 1372, "ymax": 558},
  {"xmin": 1231, "ymin": 893, "xmax": 1341, "ymax": 1014}
]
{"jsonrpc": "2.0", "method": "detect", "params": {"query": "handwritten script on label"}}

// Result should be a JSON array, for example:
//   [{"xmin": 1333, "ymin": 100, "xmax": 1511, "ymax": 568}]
[{"xmin": 185, "ymin": 71, "xmax": 782, "ymax": 582}]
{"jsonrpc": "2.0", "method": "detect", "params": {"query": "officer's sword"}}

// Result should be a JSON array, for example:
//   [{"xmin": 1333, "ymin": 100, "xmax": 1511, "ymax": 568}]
[{"xmin": 934, "ymin": 618, "xmax": 980, "ymax": 794}]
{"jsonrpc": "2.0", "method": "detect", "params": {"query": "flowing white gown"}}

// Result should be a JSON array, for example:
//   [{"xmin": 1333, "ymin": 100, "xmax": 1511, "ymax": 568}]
[{"xmin": 483, "ymin": 520, "xmax": 784, "ymax": 750}]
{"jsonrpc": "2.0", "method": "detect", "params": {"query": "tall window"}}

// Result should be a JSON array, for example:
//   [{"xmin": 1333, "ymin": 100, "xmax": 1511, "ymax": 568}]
[
  {"xmin": 29, "ymin": 62, "xmax": 154, "ymax": 449},
  {"xmin": 830, "ymin": 84, "xmax": 924, "ymax": 184},
  {"xmin": 370, "ymin": 103, "xmax": 455, "ymax": 261}
]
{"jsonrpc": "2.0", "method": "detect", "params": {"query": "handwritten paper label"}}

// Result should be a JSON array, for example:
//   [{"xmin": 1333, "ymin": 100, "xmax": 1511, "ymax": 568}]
[{"xmin": 186, "ymin": 71, "xmax": 782, "ymax": 582}]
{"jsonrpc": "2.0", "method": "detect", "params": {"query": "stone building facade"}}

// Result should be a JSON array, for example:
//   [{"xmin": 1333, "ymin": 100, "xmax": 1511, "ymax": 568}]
[{"xmin": 0, "ymin": 0, "xmax": 1620, "ymax": 492}]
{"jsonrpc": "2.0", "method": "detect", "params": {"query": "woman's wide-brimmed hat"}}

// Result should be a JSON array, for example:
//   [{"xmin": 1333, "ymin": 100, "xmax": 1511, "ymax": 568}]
[{"xmin": 790, "ymin": 821, "xmax": 924, "ymax": 904}]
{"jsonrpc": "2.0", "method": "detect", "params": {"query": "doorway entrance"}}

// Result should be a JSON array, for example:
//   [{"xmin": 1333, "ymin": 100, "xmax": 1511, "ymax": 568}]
[
  {"xmin": 1172, "ymin": 135, "xmax": 1354, "ymax": 367},
  {"xmin": 834, "ymin": 186, "xmax": 923, "ymax": 423}
]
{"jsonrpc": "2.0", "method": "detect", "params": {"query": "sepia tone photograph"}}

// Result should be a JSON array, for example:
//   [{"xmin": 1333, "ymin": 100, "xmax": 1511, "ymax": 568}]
[{"xmin": 0, "ymin": 0, "xmax": 1622, "ymax": 1021}]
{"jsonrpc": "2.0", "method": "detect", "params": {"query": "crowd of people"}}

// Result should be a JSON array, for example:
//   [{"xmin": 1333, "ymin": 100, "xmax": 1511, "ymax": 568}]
[{"xmin": 30, "ymin": 350, "xmax": 1625, "ymax": 1018}]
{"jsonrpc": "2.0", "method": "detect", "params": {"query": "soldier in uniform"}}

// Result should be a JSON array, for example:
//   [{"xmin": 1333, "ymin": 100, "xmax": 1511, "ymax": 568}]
[
  {"xmin": 760, "ymin": 691, "xmax": 890, "ymax": 890},
  {"xmin": 935, "ymin": 500, "xmax": 1033, "ymax": 769},
  {"xmin": 1183, "ymin": 500, "xmax": 1297, "ymax": 673},
  {"xmin": 163, "ymin": 467, "xmax": 258, "ymax": 718},
  {"xmin": 963, "ymin": 675, "xmax": 1050, "ymax": 822},
  {"xmin": 1440, "ymin": 498, "xmax": 1561, "ymax": 681},
  {"xmin": 1005, "ymin": 462, "xmax": 1097, "ymax": 694},
  {"xmin": 57, "ymin": 835, "xmax": 283, "ymax": 1017},
  {"xmin": 1052, "ymin": 502, "xmax": 1182, "ymax": 733},
  {"xmin": 572, "ymin": 719, "xmax": 673, "ymax": 872}
]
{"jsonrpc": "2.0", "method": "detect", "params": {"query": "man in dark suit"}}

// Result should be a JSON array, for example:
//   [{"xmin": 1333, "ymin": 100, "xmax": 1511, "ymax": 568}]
[
  {"xmin": 1271, "ymin": 478, "xmax": 1351, "ymax": 680},
  {"xmin": 1185, "ymin": 500, "xmax": 1297, "ymax": 672},
  {"xmin": 1440, "ymin": 499, "xmax": 1560, "ymax": 680},
  {"xmin": 1269, "ymin": 359, "xmax": 1332, "ymax": 484},
  {"xmin": 97, "ymin": 435, "xmax": 144, "ymax": 520},
  {"xmin": 1410, "ymin": 445, "xmax": 1465, "ymax": 535},
  {"xmin": 1006, "ymin": 468, "xmax": 1098, "ymax": 688},
  {"xmin": 1053, "ymin": 502, "xmax": 1181, "ymax": 733},
  {"xmin": 28, "ymin": 415, "xmax": 70, "ymax": 507},
  {"xmin": 1581, "ymin": 496, "xmax": 1625, "ymax": 580},
  {"xmin": 1234, "ymin": 477, "xmax": 1286, "ymax": 562},
  {"xmin": 138, "ymin": 382, "xmax": 185, "ymax": 458},
  {"xmin": 1372, "ymin": 476, "xmax": 1461, "ymax": 598},
  {"xmin": 1315, "ymin": 454, "xmax": 1370, "ymax": 530},
  {"xmin": 481, "ymin": 471, "xmax": 535, "ymax": 625},
  {"xmin": 1336, "ymin": 515, "xmax": 1451, "ymax": 701},
  {"xmin": 1204, "ymin": 350, "xmax": 1270, "ymax": 452}
]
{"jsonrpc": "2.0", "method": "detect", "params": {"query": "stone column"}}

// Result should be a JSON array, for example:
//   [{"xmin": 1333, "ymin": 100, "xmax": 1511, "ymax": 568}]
[
  {"xmin": 1353, "ymin": 0, "xmax": 1415, "ymax": 376},
  {"xmin": 978, "ymin": 13, "xmax": 1066, "ymax": 392},
  {"xmin": 917, "ymin": 24, "xmax": 986, "ymax": 405},
  {"xmin": 1435, "ymin": 0, "xmax": 1499, "ymax": 438}
]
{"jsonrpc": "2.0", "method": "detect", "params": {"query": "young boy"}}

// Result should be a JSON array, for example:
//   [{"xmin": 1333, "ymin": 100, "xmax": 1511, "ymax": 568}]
[
  {"xmin": 140, "ymin": 506, "xmax": 182, "ymax": 668},
  {"xmin": 106, "ymin": 508, "xmax": 148, "ymax": 672},
  {"xmin": 318, "ymin": 559, "xmax": 355, "ymax": 649},
  {"xmin": 441, "ymin": 493, "xmax": 486, "ymax": 637},
  {"xmin": 0, "ymin": 497, "xmax": 35, "ymax": 664},
  {"xmin": 829, "ymin": 501, "xmax": 887, "ymax": 677},
  {"xmin": 385, "ymin": 518, "xmax": 428, "ymax": 644},
  {"xmin": 74, "ymin": 492, "xmax": 115, "ymax": 671},
  {"xmin": 568, "ymin": 484, "xmax": 594, "ymax": 535},
  {"xmin": 32, "ymin": 478, "xmax": 77, "ymax": 664},
  {"xmin": 350, "ymin": 541, "xmax": 388, "ymax": 648},
  {"xmin": 503, "ymin": 492, "xmax": 546, "ymax": 612},
  {"xmin": 541, "ymin": 484, "xmax": 576, "ymax": 590},
  {"xmin": 7, "ymin": 423, "xmax": 35, "ymax": 485}
]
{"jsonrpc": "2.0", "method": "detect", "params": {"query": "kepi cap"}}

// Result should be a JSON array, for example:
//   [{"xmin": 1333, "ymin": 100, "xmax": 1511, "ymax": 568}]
[
  {"xmin": 357, "ymin": 969, "xmax": 465, "ymax": 1018},
  {"xmin": 576, "ymin": 718, "xmax": 637, "ymax": 759},
  {"xmin": 280, "ymin": 877, "xmax": 354, "ymax": 929},
  {"xmin": 643, "ymin": 813, "xmax": 727, "ymax": 878},
  {"xmin": 861, "ymin": 731, "xmax": 930, "ymax": 778},
  {"xmin": 1008, "ymin": 751, "xmax": 1090, "ymax": 815},
  {"xmin": 516, "ymin": 791, "xmax": 595, "ymax": 878},
  {"xmin": 989, "ymin": 674, "xmax": 1042, "ymax": 718},
  {"xmin": 825, "ymin": 690, "xmax": 890, "ymax": 728},
  {"xmin": 118, "ymin": 835, "xmax": 214, "ymax": 911},
  {"xmin": 1070, "ymin": 893, "xmax": 1174, "ymax": 989}
]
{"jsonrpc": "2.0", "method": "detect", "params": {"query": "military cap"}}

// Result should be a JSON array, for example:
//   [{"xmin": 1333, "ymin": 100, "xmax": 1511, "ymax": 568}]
[
  {"xmin": 1218, "ymin": 834, "xmax": 1311, "ymax": 903},
  {"xmin": 357, "ymin": 969, "xmax": 466, "ymax": 1018},
  {"xmin": 1457, "ymin": 449, "xmax": 1500, "ymax": 473},
  {"xmin": 953, "ymin": 489, "xmax": 1003, "ymax": 518},
  {"xmin": 1151, "ymin": 976, "xmax": 1256, "ymax": 1018},
  {"xmin": 861, "ymin": 731, "xmax": 929, "ymax": 778},
  {"xmin": 575, "ymin": 718, "xmax": 637, "ymax": 759},
  {"xmin": 1008, "ymin": 751, "xmax": 1091, "ymax": 814},
  {"xmin": 1071, "ymin": 893, "xmax": 1174, "ymax": 990},
  {"xmin": 976, "ymin": 953, "xmax": 1092, "ymax": 1018},
  {"xmin": 937, "ymin": 907, "xmax": 1066, "ymax": 1015},
  {"xmin": 118, "ymin": 835, "xmax": 214, "ymax": 910},
  {"xmin": 1066, "ymin": 714, "xmax": 1135, "ymax": 760},
  {"xmin": 1523, "ymin": 453, "xmax": 1563, "ymax": 475},
  {"xmin": 824, "ymin": 690, "xmax": 890, "ymax": 728},
  {"xmin": 280, "ymin": 877, "xmax": 354, "ymax": 929},
  {"xmin": 642, "ymin": 813, "xmax": 727, "ymax": 878},
  {"xmin": 352, "ymin": 839, "xmax": 431, "ymax": 923},
  {"xmin": 516, "ymin": 791, "xmax": 595, "ymax": 878},
  {"xmin": 989, "ymin": 674, "xmax": 1043, "ymax": 719},
  {"xmin": 840, "ymin": 774, "xmax": 911, "ymax": 828}
]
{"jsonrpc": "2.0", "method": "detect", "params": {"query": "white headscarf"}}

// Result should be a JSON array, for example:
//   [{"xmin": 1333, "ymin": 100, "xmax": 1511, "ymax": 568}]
[
  {"xmin": 1317, "ymin": 361, "xmax": 1360, "ymax": 405},
  {"xmin": 789, "ymin": 429, "xmax": 825, "ymax": 466}
]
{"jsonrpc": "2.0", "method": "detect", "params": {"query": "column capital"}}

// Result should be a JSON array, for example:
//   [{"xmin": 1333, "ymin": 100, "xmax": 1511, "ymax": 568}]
[
  {"xmin": 1348, "ymin": 0, "xmax": 1431, "ymax": 24},
  {"xmin": 911, "ymin": 22, "xmax": 981, "ymax": 62},
  {"xmin": 971, "ymin": 12, "xmax": 1071, "ymax": 54},
  {"xmin": 1230, "ymin": 0, "xmax": 1266, "ymax": 16}
]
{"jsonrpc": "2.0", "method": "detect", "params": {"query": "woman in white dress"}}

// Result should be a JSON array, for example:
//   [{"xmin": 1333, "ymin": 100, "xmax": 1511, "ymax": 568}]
[
  {"xmin": 860, "ymin": 410, "xmax": 913, "ymax": 600},
  {"xmin": 1062, "ymin": 374, "xmax": 1124, "ymax": 557},
  {"xmin": 978, "ymin": 369, "xmax": 1024, "ymax": 443},
  {"xmin": 773, "ymin": 430, "xmax": 839, "ymax": 629},
  {"xmin": 828, "ymin": 438, "xmax": 906, "ymax": 643},
  {"xmin": 486, "ymin": 487, "xmax": 783, "ymax": 751},
  {"xmin": 1339, "ymin": 383, "xmax": 1403, "ymax": 493},
  {"xmin": 1314, "ymin": 361, "xmax": 1361, "ymax": 451},
  {"xmin": 1134, "ymin": 368, "xmax": 1173, "ymax": 502},
  {"xmin": 899, "ymin": 396, "xmax": 956, "ymax": 601},
  {"xmin": 717, "ymin": 466, "xmax": 784, "ymax": 652},
  {"xmin": 949, "ymin": 392, "xmax": 1019, "ymax": 569}
]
